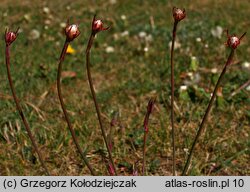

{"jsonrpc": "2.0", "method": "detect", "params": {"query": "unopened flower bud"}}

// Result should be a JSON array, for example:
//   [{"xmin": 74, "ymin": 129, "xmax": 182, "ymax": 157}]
[
  {"xmin": 92, "ymin": 15, "xmax": 109, "ymax": 35},
  {"xmin": 225, "ymin": 30, "xmax": 246, "ymax": 49},
  {"xmin": 65, "ymin": 24, "xmax": 80, "ymax": 42},
  {"xmin": 173, "ymin": 7, "xmax": 186, "ymax": 22},
  {"xmin": 5, "ymin": 28, "xmax": 19, "ymax": 45}
]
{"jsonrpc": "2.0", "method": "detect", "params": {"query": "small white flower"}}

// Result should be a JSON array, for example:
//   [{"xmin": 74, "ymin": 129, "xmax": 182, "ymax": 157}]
[
  {"xmin": 3, "ymin": 12, "xmax": 8, "ymax": 17},
  {"xmin": 211, "ymin": 26, "xmax": 223, "ymax": 39},
  {"xmin": 242, "ymin": 61, "xmax": 250, "ymax": 68},
  {"xmin": 187, "ymin": 72, "xmax": 193, "ymax": 77},
  {"xmin": 180, "ymin": 85, "xmax": 188, "ymax": 91},
  {"xmin": 139, "ymin": 31, "xmax": 147, "ymax": 38},
  {"xmin": 105, "ymin": 46, "xmax": 115, "ymax": 53},
  {"xmin": 44, "ymin": 19, "xmax": 51, "ymax": 25},
  {"xmin": 168, "ymin": 40, "xmax": 181, "ymax": 50},
  {"xmin": 24, "ymin": 14, "xmax": 31, "ymax": 22},
  {"xmin": 60, "ymin": 22, "xmax": 67, "ymax": 28},
  {"xmin": 184, "ymin": 148, "xmax": 189, "ymax": 154},
  {"xmin": 113, "ymin": 33, "xmax": 119, "ymax": 40},
  {"xmin": 246, "ymin": 85, "xmax": 250, "ymax": 91},
  {"xmin": 211, "ymin": 68, "xmax": 218, "ymax": 74},
  {"xmin": 145, "ymin": 34, "xmax": 153, "ymax": 42},
  {"xmin": 29, "ymin": 29, "xmax": 40, "ymax": 40},
  {"xmin": 121, "ymin": 15, "xmax": 126, "ymax": 20},
  {"xmin": 191, "ymin": 56, "xmax": 197, "ymax": 60},
  {"xmin": 121, "ymin": 30, "xmax": 129, "ymax": 37},
  {"xmin": 196, "ymin": 37, "xmax": 201, "ymax": 42},
  {"xmin": 43, "ymin": 7, "xmax": 50, "ymax": 14},
  {"xmin": 109, "ymin": 0, "xmax": 117, "ymax": 4}
]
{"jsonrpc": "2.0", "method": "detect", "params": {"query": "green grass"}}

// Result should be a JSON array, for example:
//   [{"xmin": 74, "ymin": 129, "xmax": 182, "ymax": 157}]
[{"xmin": 0, "ymin": 0, "xmax": 249, "ymax": 175}]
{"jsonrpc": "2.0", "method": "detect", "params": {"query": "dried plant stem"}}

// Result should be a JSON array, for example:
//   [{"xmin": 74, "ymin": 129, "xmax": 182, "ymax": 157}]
[
  {"xmin": 182, "ymin": 49, "xmax": 235, "ymax": 176},
  {"xmin": 86, "ymin": 33, "xmax": 117, "ymax": 175},
  {"xmin": 5, "ymin": 44, "xmax": 50, "ymax": 175},
  {"xmin": 170, "ymin": 21, "xmax": 178, "ymax": 176},
  {"xmin": 57, "ymin": 40, "xmax": 95, "ymax": 175}
]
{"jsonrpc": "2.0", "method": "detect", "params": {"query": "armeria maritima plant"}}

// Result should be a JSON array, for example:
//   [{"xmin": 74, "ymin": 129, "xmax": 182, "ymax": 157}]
[
  {"xmin": 170, "ymin": 7, "xmax": 186, "ymax": 176},
  {"xmin": 5, "ymin": 28, "xmax": 50, "ymax": 175},
  {"xmin": 56, "ymin": 21, "xmax": 95, "ymax": 175},
  {"xmin": 142, "ymin": 98, "xmax": 156, "ymax": 176},
  {"xmin": 182, "ymin": 30, "xmax": 246, "ymax": 176},
  {"xmin": 85, "ymin": 15, "xmax": 117, "ymax": 175}
]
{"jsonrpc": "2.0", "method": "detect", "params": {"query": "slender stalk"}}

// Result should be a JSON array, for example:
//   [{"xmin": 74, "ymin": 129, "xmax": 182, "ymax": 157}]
[
  {"xmin": 5, "ymin": 44, "xmax": 50, "ymax": 175},
  {"xmin": 182, "ymin": 49, "xmax": 235, "ymax": 176},
  {"xmin": 170, "ymin": 21, "xmax": 178, "ymax": 176},
  {"xmin": 57, "ymin": 40, "xmax": 95, "ymax": 175},
  {"xmin": 86, "ymin": 33, "xmax": 117, "ymax": 175},
  {"xmin": 142, "ymin": 98, "xmax": 155, "ymax": 175},
  {"xmin": 107, "ymin": 113, "xmax": 117, "ymax": 152},
  {"xmin": 142, "ymin": 115, "xmax": 149, "ymax": 176}
]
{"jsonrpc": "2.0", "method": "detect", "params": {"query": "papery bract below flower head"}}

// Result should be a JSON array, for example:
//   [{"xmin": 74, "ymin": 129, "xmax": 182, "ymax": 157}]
[
  {"xmin": 65, "ymin": 24, "xmax": 80, "ymax": 42},
  {"xmin": 173, "ymin": 7, "xmax": 186, "ymax": 22},
  {"xmin": 91, "ymin": 15, "xmax": 109, "ymax": 35},
  {"xmin": 5, "ymin": 28, "xmax": 19, "ymax": 45}
]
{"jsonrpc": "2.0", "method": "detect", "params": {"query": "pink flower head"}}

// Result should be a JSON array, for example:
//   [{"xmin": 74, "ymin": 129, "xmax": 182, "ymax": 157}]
[
  {"xmin": 65, "ymin": 22, "xmax": 80, "ymax": 42},
  {"xmin": 173, "ymin": 7, "xmax": 186, "ymax": 22},
  {"xmin": 92, "ymin": 15, "xmax": 109, "ymax": 35},
  {"xmin": 5, "ymin": 28, "xmax": 19, "ymax": 46},
  {"xmin": 225, "ymin": 30, "xmax": 246, "ymax": 49}
]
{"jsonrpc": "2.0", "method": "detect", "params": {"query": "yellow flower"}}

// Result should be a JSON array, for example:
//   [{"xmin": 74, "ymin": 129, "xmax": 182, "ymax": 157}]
[{"xmin": 66, "ymin": 44, "xmax": 76, "ymax": 54}]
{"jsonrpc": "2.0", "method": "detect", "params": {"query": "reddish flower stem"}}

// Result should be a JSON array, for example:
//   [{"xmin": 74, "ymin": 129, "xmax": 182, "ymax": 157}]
[
  {"xmin": 142, "ymin": 98, "xmax": 155, "ymax": 175},
  {"xmin": 142, "ymin": 122, "xmax": 149, "ymax": 176},
  {"xmin": 5, "ymin": 44, "xmax": 50, "ymax": 175},
  {"xmin": 170, "ymin": 20, "xmax": 178, "ymax": 176},
  {"xmin": 85, "ymin": 33, "xmax": 117, "ymax": 176},
  {"xmin": 182, "ymin": 49, "xmax": 235, "ymax": 176},
  {"xmin": 57, "ymin": 40, "xmax": 95, "ymax": 175}
]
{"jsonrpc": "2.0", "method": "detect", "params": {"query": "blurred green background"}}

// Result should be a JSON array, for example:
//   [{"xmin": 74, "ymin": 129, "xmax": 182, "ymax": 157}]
[{"xmin": 0, "ymin": 0, "xmax": 249, "ymax": 175}]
